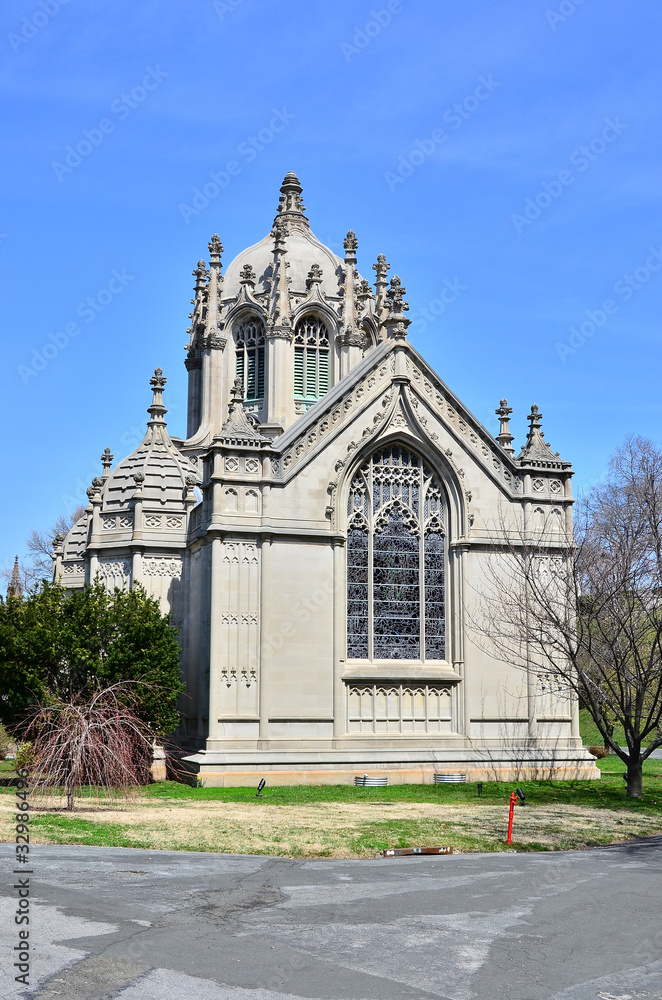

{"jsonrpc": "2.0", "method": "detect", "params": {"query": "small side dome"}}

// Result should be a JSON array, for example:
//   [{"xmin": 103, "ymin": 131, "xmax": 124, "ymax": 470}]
[{"xmin": 102, "ymin": 368, "xmax": 200, "ymax": 512}]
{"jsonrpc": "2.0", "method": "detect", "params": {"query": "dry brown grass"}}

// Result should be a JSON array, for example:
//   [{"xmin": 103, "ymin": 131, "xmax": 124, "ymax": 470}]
[{"xmin": 2, "ymin": 794, "xmax": 661, "ymax": 856}]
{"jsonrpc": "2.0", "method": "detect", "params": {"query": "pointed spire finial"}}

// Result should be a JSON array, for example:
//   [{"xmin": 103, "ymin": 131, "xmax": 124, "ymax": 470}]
[
  {"xmin": 100, "ymin": 446, "xmax": 114, "ymax": 478},
  {"xmin": 147, "ymin": 368, "xmax": 168, "ymax": 426},
  {"xmin": 275, "ymin": 171, "xmax": 308, "ymax": 227},
  {"xmin": 217, "ymin": 378, "xmax": 264, "ymax": 444},
  {"xmin": 373, "ymin": 254, "xmax": 391, "ymax": 327},
  {"xmin": 382, "ymin": 276, "xmax": 411, "ymax": 340},
  {"xmin": 527, "ymin": 404, "xmax": 543, "ymax": 434},
  {"xmin": 517, "ymin": 402, "xmax": 569, "ymax": 468},
  {"xmin": 495, "ymin": 399, "xmax": 515, "ymax": 454}
]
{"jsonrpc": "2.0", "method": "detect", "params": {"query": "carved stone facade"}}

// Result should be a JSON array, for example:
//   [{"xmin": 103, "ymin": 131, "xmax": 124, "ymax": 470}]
[{"xmin": 54, "ymin": 173, "xmax": 597, "ymax": 785}]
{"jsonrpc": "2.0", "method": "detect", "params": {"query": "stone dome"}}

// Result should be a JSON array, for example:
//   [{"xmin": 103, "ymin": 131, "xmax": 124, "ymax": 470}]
[
  {"xmin": 221, "ymin": 172, "xmax": 364, "ymax": 303},
  {"xmin": 223, "ymin": 227, "xmax": 345, "ymax": 302},
  {"xmin": 102, "ymin": 368, "xmax": 199, "ymax": 513}
]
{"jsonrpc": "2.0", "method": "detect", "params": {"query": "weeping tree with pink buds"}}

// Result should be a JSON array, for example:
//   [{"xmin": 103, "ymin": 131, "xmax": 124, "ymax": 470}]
[{"xmin": 21, "ymin": 683, "xmax": 156, "ymax": 810}]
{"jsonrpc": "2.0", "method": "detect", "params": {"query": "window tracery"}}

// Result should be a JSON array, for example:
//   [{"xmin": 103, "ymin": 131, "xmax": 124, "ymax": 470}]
[
  {"xmin": 346, "ymin": 445, "xmax": 446, "ymax": 661},
  {"xmin": 235, "ymin": 318, "xmax": 265, "ymax": 401},
  {"xmin": 294, "ymin": 315, "xmax": 330, "ymax": 408}
]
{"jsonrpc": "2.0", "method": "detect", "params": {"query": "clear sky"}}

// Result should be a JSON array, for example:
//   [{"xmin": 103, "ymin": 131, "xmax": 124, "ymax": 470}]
[{"xmin": 1, "ymin": 0, "xmax": 661, "ymax": 573}]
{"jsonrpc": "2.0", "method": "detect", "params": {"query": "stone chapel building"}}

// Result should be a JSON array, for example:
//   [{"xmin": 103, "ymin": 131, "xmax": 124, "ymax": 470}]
[{"xmin": 54, "ymin": 172, "xmax": 597, "ymax": 784}]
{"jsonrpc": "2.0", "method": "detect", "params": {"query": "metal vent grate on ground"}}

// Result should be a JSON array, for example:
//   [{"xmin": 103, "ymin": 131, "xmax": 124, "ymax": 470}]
[
  {"xmin": 354, "ymin": 774, "xmax": 388, "ymax": 786},
  {"xmin": 433, "ymin": 773, "xmax": 466, "ymax": 783}
]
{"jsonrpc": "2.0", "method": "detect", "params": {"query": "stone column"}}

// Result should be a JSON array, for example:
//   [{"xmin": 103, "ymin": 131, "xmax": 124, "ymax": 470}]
[
  {"xmin": 185, "ymin": 356, "xmax": 202, "ymax": 437},
  {"xmin": 262, "ymin": 333, "xmax": 295, "ymax": 435},
  {"xmin": 258, "ymin": 536, "xmax": 272, "ymax": 741},
  {"xmin": 132, "ymin": 550, "xmax": 142, "ymax": 587},
  {"xmin": 451, "ymin": 543, "xmax": 469, "ymax": 738},
  {"xmin": 332, "ymin": 538, "xmax": 346, "ymax": 739},
  {"xmin": 208, "ymin": 535, "xmax": 223, "ymax": 745}
]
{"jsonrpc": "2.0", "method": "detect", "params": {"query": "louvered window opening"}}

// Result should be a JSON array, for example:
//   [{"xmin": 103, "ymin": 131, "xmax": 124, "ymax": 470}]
[
  {"xmin": 235, "ymin": 318, "xmax": 265, "ymax": 401},
  {"xmin": 294, "ymin": 316, "xmax": 330, "ymax": 409},
  {"xmin": 347, "ymin": 445, "xmax": 446, "ymax": 661}
]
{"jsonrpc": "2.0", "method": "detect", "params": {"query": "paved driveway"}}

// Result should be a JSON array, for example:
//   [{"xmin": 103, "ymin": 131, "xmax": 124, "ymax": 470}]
[{"xmin": 2, "ymin": 840, "xmax": 662, "ymax": 999}]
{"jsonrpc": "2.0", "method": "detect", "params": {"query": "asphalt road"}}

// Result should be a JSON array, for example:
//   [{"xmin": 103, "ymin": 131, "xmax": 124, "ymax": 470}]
[{"xmin": 2, "ymin": 839, "xmax": 662, "ymax": 1000}]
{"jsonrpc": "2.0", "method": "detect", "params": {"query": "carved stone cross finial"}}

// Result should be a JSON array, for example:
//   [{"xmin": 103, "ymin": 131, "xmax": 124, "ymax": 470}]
[
  {"xmin": 100, "ymin": 446, "xmax": 113, "ymax": 475},
  {"xmin": 208, "ymin": 234, "xmax": 223, "ymax": 265},
  {"xmin": 150, "ymin": 367, "xmax": 167, "ymax": 391},
  {"xmin": 239, "ymin": 263, "xmax": 256, "ymax": 285},
  {"xmin": 373, "ymin": 254, "xmax": 390, "ymax": 282},
  {"xmin": 343, "ymin": 230, "xmax": 358, "ymax": 259},
  {"xmin": 230, "ymin": 377, "xmax": 244, "ymax": 408},
  {"xmin": 386, "ymin": 275, "xmax": 409, "ymax": 315},
  {"xmin": 306, "ymin": 263, "xmax": 323, "ymax": 287},
  {"xmin": 528, "ymin": 404, "xmax": 543, "ymax": 433},
  {"xmin": 271, "ymin": 217, "xmax": 288, "ymax": 243}
]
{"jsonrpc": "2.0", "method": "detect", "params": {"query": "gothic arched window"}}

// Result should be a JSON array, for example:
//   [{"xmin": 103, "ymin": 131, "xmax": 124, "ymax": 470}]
[
  {"xmin": 235, "ymin": 318, "xmax": 265, "ymax": 401},
  {"xmin": 294, "ymin": 315, "xmax": 329, "ymax": 409},
  {"xmin": 346, "ymin": 445, "xmax": 446, "ymax": 661}
]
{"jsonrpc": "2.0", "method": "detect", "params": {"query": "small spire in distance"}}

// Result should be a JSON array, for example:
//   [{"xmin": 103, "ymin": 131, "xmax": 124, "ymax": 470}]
[{"xmin": 7, "ymin": 556, "xmax": 22, "ymax": 599}]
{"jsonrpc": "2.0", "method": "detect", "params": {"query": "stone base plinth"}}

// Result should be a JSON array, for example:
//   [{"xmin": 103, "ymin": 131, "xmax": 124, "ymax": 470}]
[{"xmin": 183, "ymin": 745, "xmax": 600, "ymax": 787}]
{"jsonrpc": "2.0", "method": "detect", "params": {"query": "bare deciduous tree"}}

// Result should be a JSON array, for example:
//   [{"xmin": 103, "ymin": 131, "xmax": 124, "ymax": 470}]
[
  {"xmin": 473, "ymin": 435, "xmax": 662, "ymax": 799},
  {"xmin": 20, "ymin": 683, "xmax": 156, "ymax": 810}
]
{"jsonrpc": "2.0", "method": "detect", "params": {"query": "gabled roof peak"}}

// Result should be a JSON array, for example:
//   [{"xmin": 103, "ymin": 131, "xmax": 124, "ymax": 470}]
[
  {"xmin": 517, "ymin": 404, "xmax": 570, "ymax": 470},
  {"xmin": 217, "ymin": 379, "xmax": 265, "ymax": 446}
]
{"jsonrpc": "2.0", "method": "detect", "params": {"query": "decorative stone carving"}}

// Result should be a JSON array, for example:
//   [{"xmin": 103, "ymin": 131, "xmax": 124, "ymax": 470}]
[
  {"xmin": 343, "ymin": 230, "xmax": 358, "ymax": 254},
  {"xmin": 239, "ymin": 263, "xmax": 256, "ymax": 285},
  {"xmin": 62, "ymin": 562, "xmax": 84, "ymax": 576},
  {"xmin": 98, "ymin": 558, "xmax": 131, "ymax": 585},
  {"xmin": 142, "ymin": 557, "xmax": 182, "ymax": 578}
]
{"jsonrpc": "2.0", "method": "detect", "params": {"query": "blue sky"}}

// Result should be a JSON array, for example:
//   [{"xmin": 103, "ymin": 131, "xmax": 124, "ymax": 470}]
[{"xmin": 1, "ymin": 0, "xmax": 661, "ymax": 572}]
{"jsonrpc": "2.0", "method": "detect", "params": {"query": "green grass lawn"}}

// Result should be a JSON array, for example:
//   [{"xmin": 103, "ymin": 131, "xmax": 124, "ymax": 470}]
[
  {"xmin": 3, "ymin": 715, "xmax": 662, "ymax": 857},
  {"xmin": 15, "ymin": 774, "xmax": 662, "ymax": 856},
  {"xmin": 141, "ymin": 767, "xmax": 662, "ymax": 812}
]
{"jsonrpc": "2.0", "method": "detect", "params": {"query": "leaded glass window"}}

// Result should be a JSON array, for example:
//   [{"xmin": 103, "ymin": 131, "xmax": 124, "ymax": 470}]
[
  {"xmin": 294, "ymin": 315, "xmax": 330, "ymax": 408},
  {"xmin": 235, "ymin": 318, "xmax": 265, "ymax": 401},
  {"xmin": 346, "ymin": 446, "xmax": 446, "ymax": 660}
]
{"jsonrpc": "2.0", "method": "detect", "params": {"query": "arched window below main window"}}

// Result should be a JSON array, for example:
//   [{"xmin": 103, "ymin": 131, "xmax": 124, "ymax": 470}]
[{"xmin": 346, "ymin": 445, "xmax": 446, "ymax": 662}]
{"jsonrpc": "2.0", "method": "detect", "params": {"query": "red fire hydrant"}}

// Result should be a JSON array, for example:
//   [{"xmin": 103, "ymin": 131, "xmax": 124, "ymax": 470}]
[{"xmin": 506, "ymin": 787, "xmax": 526, "ymax": 844}]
